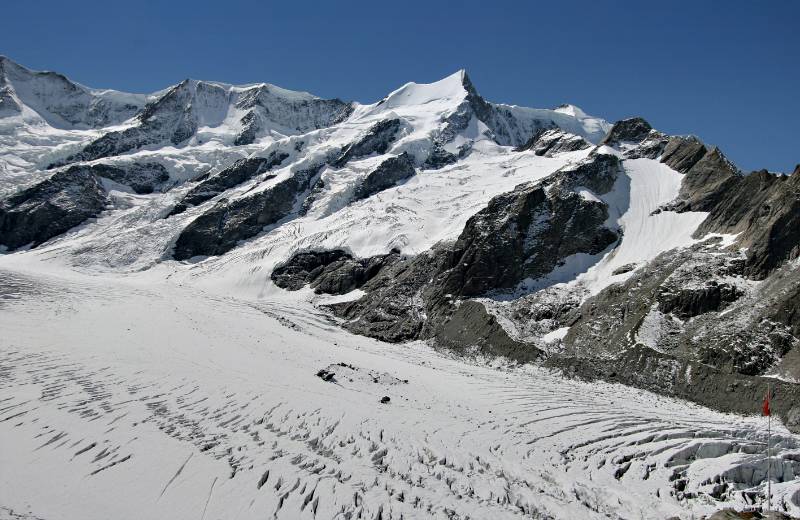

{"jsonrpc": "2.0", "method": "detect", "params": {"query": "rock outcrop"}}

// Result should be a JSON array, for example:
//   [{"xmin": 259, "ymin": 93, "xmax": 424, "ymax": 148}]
[
  {"xmin": 80, "ymin": 162, "xmax": 169, "ymax": 194},
  {"xmin": 271, "ymin": 249, "xmax": 400, "ymax": 295},
  {"xmin": 352, "ymin": 153, "xmax": 415, "ymax": 201},
  {"xmin": 514, "ymin": 128, "xmax": 591, "ymax": 157},
  {"xmin": 169, "ymin": 151, "xmax": 288, "ymax": 216},
  {"xmin": 307, "ymin": 153, "xmax": 624, "ymax": 349},
  {"xmin": 660, "ymin": 135, "xmax": 708, "ymax": 173},
  {"xmin": 0, "ymin": 168, "xmax": 106, "ymax": 249},
  {"xmin": 600, "ymin": 117, "xmax": 654, "ymax": 146},
  {"xmin": 437, "ymin": 153, "xmax": 622, "ymax": 297},
  {"xmin": 664, "ymin": 142, "xmax": 800, "ymax": 279},
  {"xmin": 172, "ymin": 164, "xmax": 324, "ymax": 260},
  {"xmin": 332, "ymin": 118, "xmax": 402, "ymax": 168}
]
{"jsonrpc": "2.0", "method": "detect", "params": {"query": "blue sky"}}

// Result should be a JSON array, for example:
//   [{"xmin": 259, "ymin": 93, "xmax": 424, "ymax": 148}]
[{"xmin": 3, "ymin": 0, "xmax": 798, "ymax": 172}]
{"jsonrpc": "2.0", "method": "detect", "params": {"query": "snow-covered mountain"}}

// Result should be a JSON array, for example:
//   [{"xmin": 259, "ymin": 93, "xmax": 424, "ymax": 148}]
[{"xmin": 1, "ymin": 56, "xmax": 799, "ymax": 520}]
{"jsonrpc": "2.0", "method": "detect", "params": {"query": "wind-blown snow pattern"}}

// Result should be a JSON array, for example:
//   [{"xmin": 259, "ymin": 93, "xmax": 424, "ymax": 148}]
[{"xmin": 1, "ymin": 57, "xmax": 798, "ymax": 519}]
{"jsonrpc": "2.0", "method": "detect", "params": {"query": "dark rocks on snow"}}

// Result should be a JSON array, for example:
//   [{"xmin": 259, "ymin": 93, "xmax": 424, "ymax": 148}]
[
  {"xmin": 81, "ymin": 162, "xmax": 169, "ymax": 194},
  {"xmin": 352, "ymin": 153, "xmax": 416, "ymax": 201},
  {"xmin": 172, "ymin": 164, "xmax": 323, "ymax": 260},
  {"xmin": 380, "ymin": 396, "xmax": 390, "ymax": 404},
  {"xmin": 169, "ymin": 151, "xmax": 288, "ymax": 216},
  {"xmin": 437, "ymin": 153, "xmax": 622, "ymax": 297},
  {"xmin": 515, "ymin": 128, "xmax": 590, "ymax": 157},
  {"xmin": 332, "ymin": 118, "xmax": 402, "ymax": 168},
  {"xmin": 599, "ymin": 117, "xmax": 653, "ymax": 146},
  {"xmin": 271, "ymin": 249, "xmax": 401, "ymax": 295},
  {"xmin": 0, "ymin": 168, "xmax": 106, "ymax": 249},
  {"xmin": 51, "ymin": 80, "xmax": 203, "ymax": 167},
  {"xmin": 316, "ymin": 369, "xmax": 336, "ymax": 382}
]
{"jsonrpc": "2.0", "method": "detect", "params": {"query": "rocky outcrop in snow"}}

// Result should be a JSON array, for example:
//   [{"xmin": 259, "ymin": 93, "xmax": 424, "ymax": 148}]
[
  {"xmin": 271, "ymin": 249, "xmax": 400, "ymax": 294},
  {"xmin": 0, "ymin": 168, "xmax": 106, "ymax": 249},
  {"xmin": 172, "ymin": 163, "xmax": 325, "ymax": 260},
  {"xmin": 352, "ymin": 152, "xmax": 415, "ymax": 201},
  {"xmin": 331, "ymin": 118, "xmax": 402, "ymax": 168},
  {"xmin": 169, "ymin": 151, "xmax": 288, "ymax": 216},
  {"xmin": 514, "ymin": 128, "xmax": 591, "ymax": 157}
]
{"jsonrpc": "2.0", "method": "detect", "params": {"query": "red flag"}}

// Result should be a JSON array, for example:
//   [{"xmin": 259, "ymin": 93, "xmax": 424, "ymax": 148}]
[{"xmin": 763, "ymin": 390, "xmax": 771, "ymax": 417}]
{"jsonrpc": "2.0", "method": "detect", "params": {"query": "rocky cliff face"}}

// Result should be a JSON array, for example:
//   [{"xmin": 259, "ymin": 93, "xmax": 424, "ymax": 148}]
[{"xmin": 0, "ymin": 168, "xmax": 107, "ymax": 249}]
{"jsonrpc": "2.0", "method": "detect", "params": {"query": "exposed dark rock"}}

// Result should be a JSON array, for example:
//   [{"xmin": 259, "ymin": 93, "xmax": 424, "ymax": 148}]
[
  {"xmin": 660, "ymin": 135, "xmax": 708, "ymax": 173},
  {"xmin": 440, "ymin": 192, "xmax": 615, "ymax": 297},
  {"xmin": 172, "ymin": 164, "xmax": 323, "ymax": 260},
  {"xmin": 327, "ymin": 249, "xmax": 439, "ymax": 343},
  {"xmin": 611, "ymin": 263, "xmax": 638, "ymax": 275},
  {"xmin": 379, "ymin": 396, "xmax": 390, "ymax": 404},
  {"xmin": 461, "ymin": 72, "xmax": 564, "ymax": 148},
  {"xmin": 81, "ymin": 162, "xmax": 169, "ymax": 194},
  {"xmin": 423, "ymin": 147, "xmax": 459, "ymax": 169},
  {"xmin": 271, "ymin": 249, "xmax": 400, "ymax": 295},
  {"xmin": 656, "ymin": 280, "xmax": 744, "ymax": 319},
  {"xmin": 352, "ymin": 153, "xmax": 415, "ymax": 201},
  {"xmin": 623, "ymin": 130, "xmax": 670, "ymax": 159},
  {"xmin": 514, "ymin": 128, "xmax": 590, "ymax": 157},
  {"xmin": 600, "ymin": 117, "xmax": 653, "ymax": 146},
  {"xmin": 51, "ymin": 80, "xmax": 202, "ymax": 167},
  {"xmin": 0, "ymin": 168, "xmax": 107, "ymax": 249},
  {"xmin": 169, "ymin": 151, "xmax": 288, "ymax": 216},
  {"xmin": 671, "ymin": 147, "xmax": 741, "ymax": 212},
  {"xmin": 666, "ymin": 147, "xmax": 800, "ymax": 278},
  {"xmin": 332, "ymin": 119, "xmax": 402, "ymax": 168},
  {"xmin": 696, "ymin": 167, "xmax": 800, "ymax": 278},
  {"xmin": 316, "ymin": 369, "xmax": 336, "ymax": 382}
]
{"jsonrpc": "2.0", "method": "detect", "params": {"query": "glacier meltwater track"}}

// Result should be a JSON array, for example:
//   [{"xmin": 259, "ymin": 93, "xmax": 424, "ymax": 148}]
[{"xmin": 0, "ymin": 267, "xmax": 797, "ymax": 520}]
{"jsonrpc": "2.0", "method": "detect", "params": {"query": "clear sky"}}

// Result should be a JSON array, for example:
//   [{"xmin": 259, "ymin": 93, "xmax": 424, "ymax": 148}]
[{"xmin": 2, "ymin": 0, "xmax": 798, "ymax": 172}]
